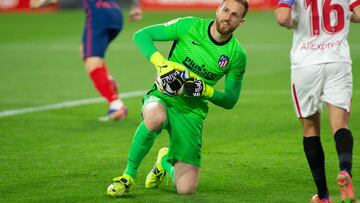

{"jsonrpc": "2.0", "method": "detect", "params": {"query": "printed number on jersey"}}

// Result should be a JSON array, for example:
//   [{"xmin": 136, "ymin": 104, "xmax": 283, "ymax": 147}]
[{"xmin": 305, "ymin": 0, "xmax": 345, "ymax": 36}]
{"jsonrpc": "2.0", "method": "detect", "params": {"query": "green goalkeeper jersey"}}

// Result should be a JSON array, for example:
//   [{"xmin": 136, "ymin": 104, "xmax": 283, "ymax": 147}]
[{"xmin": 134, "ymin": 17, "xmax": 247, "ymax": 119}]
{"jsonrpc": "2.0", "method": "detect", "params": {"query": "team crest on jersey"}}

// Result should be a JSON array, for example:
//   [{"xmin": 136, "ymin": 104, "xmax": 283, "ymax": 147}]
[
  {"xmin": 218, "ymin": 55, "xmax": 229, "ymax": 68},
  {"xmin": 164, "ymin": 18, "xmax": 179, "ymax": 26}
]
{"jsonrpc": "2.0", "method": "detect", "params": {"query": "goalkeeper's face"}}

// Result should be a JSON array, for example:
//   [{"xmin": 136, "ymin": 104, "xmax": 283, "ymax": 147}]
[{"xmin": 215, "ymin": 0, "xmax": 246, "ymax": 35}]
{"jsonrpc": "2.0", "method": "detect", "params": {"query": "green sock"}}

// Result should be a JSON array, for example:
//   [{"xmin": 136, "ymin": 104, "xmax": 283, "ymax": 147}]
[
  {"xmin": 161, "ymin": 154, "xmax": 174, "ymax": 183},
  {"xmin": 124, "ymin": 122, "xmax": 159, "ymax": 179}
]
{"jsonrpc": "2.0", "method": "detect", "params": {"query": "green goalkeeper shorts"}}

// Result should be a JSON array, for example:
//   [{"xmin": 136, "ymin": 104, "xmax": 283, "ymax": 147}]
[{"xmin": 143, "ymin": 95, "xmax": 203, "ymax": 167}]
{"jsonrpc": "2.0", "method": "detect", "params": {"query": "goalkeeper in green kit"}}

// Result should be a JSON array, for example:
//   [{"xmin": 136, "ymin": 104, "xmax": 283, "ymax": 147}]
[{"xmin": 107, "ymin": 0, "xmax": 248, "ymax": 196}]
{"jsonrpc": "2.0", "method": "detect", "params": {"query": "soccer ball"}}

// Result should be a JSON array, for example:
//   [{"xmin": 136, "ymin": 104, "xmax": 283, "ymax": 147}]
[
  {"xmin": 155, "ymin": 70, "xmax": 187, "ymax": 96},
  {"xmin": 107, "ymin": 182, "xmax": 127, "ymax": 197}
]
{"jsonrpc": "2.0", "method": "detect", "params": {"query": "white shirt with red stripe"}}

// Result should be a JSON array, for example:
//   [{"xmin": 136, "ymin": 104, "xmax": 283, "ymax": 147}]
[{"xmin": 279, "ymin": 0, "xmax": 360, "ymax": 68}]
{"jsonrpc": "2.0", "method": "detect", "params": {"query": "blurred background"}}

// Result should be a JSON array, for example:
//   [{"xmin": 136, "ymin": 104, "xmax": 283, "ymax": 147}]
[{"xmin": 0, "ymin": 0, "xmax": 278, "ymax": 11}]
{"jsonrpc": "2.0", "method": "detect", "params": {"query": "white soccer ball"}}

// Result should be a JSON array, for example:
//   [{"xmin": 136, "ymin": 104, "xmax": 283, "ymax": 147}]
[
  {"xmin": 107, "ymin": 183, "xmax": 126, "ymax": 197},
  {"xmin": 155, "ymin": 74, "xmax": 184, "ymax": 96}
]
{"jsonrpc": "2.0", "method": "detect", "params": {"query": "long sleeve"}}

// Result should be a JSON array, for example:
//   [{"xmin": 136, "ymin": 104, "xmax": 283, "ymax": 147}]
[
  {"xmin": 209, "ymin": 53, "xmax": 246, "ymax": 109},
  {"xmin": 209, "ymin": 77, "xmax": 242, "ymax": 109},
  {"xmin": 133, "ymin": 17, "xmax": 194, "ymax": 60}
]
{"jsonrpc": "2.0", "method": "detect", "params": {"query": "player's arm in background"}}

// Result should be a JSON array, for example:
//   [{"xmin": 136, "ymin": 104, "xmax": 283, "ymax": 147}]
[
  {"xmin": 275, "ymin": 0, "xmax": 297, "ymax": 29},
  {"xmin": 351, "ymin": 4, "xmax": 360, "ymax": 23},
  {"xmin": 30, "ymin": 0, "xmax": 57, "ymax": 9},
  {"xmin": 129, "ymin": 0, "xmax": 142, "ymax": 21},
  {"xmin": 208, "ymin": 54, "xmax": 246, "ymax": 109}
]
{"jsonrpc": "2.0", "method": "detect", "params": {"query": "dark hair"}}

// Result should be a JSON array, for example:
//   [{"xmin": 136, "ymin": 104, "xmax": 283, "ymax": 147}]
[{"xmin": 224, "ymin": 0, "xmax": 249, "ymax": 18}]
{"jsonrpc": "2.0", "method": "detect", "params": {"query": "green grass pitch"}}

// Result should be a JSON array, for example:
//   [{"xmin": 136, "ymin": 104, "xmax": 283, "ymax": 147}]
[{"xmin": 0, "ymin": 10, "xmax": 359, "ymax": 202}]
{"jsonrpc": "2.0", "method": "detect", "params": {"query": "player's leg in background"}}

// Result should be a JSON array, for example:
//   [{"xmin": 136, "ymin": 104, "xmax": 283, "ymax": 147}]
[
  {"xmin": 83, "ymin": 53, "xmax": 127, "ymax": 121},
  {"xmin": 327, "ymin": 104, "xmax": 356, "ymax": 202},
  {"xmin": 328, "ymin": 104, "xmax": 354, "ymax": 177},
  {"xmin": 81, "ymin": 8, "xmax": 126, "ymax": 121},
  {"xmin": 291, "ymin": 65, "xmax": 330, "ymax": 200},
  {"xmin": 301, "ymin": 114, "xmax": 330, "ymax": 201},
  {"xmin": 96, "ymin": 9, "xmax": 125, "ymax": 119},
  {"xmin": 328, "ymin": 104, "xmax": 353, "ymax": 176},
  {"xmin": 323, "ymin": 62, "xmax": 355, "ymax": 201},
  {"xmin": 323, "ymin": 63, "xmax": 353, "ymax": 176}
]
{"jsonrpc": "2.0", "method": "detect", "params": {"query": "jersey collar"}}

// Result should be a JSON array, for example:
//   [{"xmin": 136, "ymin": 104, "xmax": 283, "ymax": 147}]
[{"xmin": 208, "ymin": 21, "xmax": 233, "ymax": 46}]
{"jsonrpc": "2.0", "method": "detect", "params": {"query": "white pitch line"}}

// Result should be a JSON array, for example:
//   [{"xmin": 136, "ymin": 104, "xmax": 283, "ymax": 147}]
[
  {"xmin": 0, "ymin": 89, "xmax": 359, "ymax": 118},
  {"xmin": 0, "ymin": 90, "xmax": 147, "ymax": 118}
]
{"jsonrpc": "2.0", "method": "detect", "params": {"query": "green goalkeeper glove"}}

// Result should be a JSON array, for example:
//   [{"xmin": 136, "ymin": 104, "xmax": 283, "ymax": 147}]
[
  {"xmin": 150, "ymin": 51, "xmax": 187, "ymax": 92},
  {"xmin": 183, "ymin": 78, "xmax": 214, "ymax": 98},
  {"xmin": 150, "ymin": 51, "xmax": 187, "ymax": 73}
]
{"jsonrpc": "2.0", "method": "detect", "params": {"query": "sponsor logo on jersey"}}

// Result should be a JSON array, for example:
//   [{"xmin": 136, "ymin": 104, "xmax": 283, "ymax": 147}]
[
  {"xmin": 300, "ymin": 40, "xmax": 342, "ymax": 51},
  {"xmin": 218, "ymin": 55, "xmax": 229, "ymax": 68},
  {"xmin": 182, "ymin": 57, "xmax": 218, "ymax": 80},
  {"xmin": 164, "ymin": 18, "xmax": 179, "ymax": 26}
]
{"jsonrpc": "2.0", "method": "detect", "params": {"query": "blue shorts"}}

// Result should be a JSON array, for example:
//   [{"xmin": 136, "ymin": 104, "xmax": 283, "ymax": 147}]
[{"xmin": 82, "ymin": 1, "xmax": 123, "ymax": 58}]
